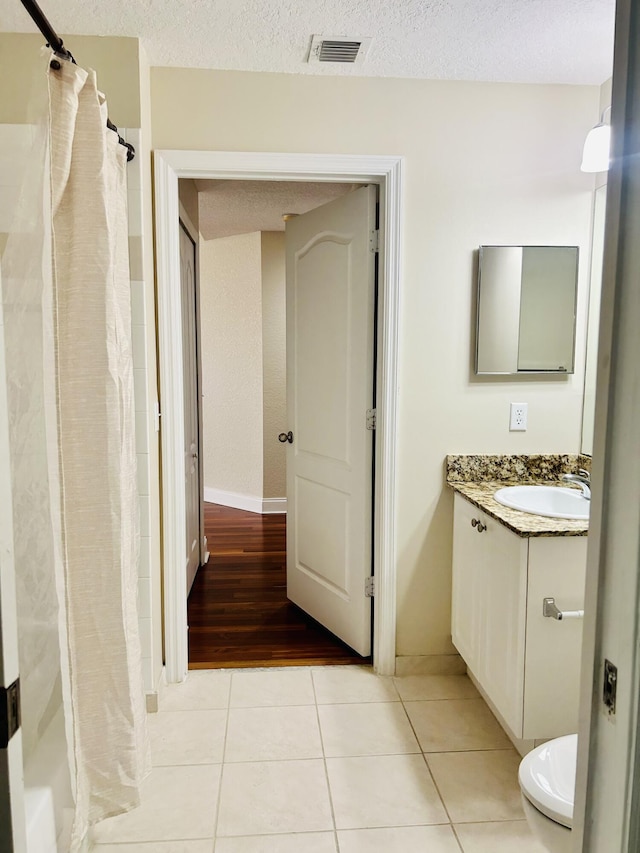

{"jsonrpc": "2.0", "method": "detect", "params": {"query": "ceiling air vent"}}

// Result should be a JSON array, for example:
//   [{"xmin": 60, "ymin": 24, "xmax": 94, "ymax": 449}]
[{"xmin": 308, "ymin": 35, "xmax": 372, "ymax": 65}]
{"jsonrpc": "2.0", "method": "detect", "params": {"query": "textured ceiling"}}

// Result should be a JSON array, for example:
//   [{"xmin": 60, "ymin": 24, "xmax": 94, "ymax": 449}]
[
  {"xmin": 195, "ymin": 180, "xmax": 357, "ymax": 241},
  {"xmin": 4, "ymin": 0, "xmax": 614, "ymax": 85}
]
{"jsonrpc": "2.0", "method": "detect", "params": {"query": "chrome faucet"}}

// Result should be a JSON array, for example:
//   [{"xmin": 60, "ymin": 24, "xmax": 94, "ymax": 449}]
[{"xmin": 562, "ymin": 468, "xmax": 591, "ymax": 500}]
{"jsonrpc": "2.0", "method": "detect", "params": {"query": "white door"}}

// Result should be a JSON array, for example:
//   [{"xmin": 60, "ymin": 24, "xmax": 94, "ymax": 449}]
[
  {"xmin": 0, "ymin": 290, "xmax": 27, "ymax": 852},
  {"xmin": 180, "ymin": 222, "xmax": 201, "ymax": 594},
  {"xmin": 284, "ymin": 185, "xmax": 377, "ymax": 656}
]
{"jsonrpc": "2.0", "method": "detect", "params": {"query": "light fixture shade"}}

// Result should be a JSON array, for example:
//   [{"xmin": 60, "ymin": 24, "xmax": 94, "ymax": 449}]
[{"xmin": 581, "ymin": 123, "xmax": 611, "ymax": 173}]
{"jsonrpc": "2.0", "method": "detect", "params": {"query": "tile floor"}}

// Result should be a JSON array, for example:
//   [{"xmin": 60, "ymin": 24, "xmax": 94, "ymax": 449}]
[{"xmin": 90, "ymin": 667, "xmax": 547, "ymax": 852}]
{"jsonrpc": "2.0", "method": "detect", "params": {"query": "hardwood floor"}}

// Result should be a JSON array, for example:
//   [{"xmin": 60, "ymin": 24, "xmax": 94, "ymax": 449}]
[{"xmin": 187, "ymin": 503, "xmax": 370, "ymax": 669}]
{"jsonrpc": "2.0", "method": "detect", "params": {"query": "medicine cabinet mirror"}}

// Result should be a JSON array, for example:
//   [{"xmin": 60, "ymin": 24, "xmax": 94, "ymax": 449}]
[{"xmin": 475, "ymin": 245, "xmax": 579, "ymax": 375}]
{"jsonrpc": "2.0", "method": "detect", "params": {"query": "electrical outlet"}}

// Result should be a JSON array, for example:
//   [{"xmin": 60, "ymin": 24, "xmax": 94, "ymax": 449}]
[{"xmin": 510, "ymin": 402, "xmax": 528, "ymax": 431}]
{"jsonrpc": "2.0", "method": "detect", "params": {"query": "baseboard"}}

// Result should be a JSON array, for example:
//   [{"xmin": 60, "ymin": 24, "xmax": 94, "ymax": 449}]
[
  {"xmin": 394, "ymin": 654, "xmax": 467, "ymax": 676},
  {"xmin": 203, "ymin": 487, "xmax": 286, "ymax": 515},
  {"xmin": 261, "ymin": 497, "xmax": 287, "ymax": 514},
  {"xmin": 145, "ymin": 691, "xmax": 159, "ymax": 714}
]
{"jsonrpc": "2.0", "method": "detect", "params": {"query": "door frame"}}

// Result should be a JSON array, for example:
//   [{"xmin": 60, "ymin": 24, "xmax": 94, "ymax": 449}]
[
  {"xmin": 155, "ymin": 150, "xmax": 403, "ymax": 682},
  {"xmin": 573, "ymin": 0, "xmax": 640, "ymax": 847},
  {"xmin": 178, "ymin": 208, "xmax": 207, "ymax": 569}
]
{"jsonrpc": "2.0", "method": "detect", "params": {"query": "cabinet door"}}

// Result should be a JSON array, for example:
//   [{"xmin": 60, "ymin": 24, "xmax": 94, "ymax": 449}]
[
  {"xmin": 451, "ymin": 494, "xmax": 484, "ymax": 673},
  {"xmin": 478, "ymin": 516, "xmax": 528, "ymax": 738},
  {"xmin": 523, "ymin": 536, "xmax": 587, "ymax": 739}
]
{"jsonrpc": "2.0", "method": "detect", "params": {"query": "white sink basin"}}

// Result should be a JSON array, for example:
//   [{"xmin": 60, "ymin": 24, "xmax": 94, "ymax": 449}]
[{"xmin": 494, "ymin": 485, "xmax": 590, "ymax": 521}]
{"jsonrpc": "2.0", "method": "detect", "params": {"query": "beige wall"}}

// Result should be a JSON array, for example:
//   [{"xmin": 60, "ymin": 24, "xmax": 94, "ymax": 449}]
[
  {"xmin": 0, "ymin": 34, "xmax": 140, "ymax": 127},
  {"xmin": 261, "ymin": 232, "xmax": 287, "ymax": 499},
  {"xmin": 151, "ymin": 69, "xmax": 600, "ymax": 658},
  {"xmin": 200, "ymin": 231, "xmax": 264, "ymax": 498},
  {"xmin": 200, "ymin": 228, "xmax": 286, "ymax": 503},
  {"xmin": 179, "ymin": 179, "xmax": 200, "ymax": 232}
]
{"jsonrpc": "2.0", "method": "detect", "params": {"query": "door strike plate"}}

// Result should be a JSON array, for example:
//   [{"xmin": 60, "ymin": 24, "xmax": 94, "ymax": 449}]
[
  {"xmin": 0, "ymin": 679, "xmax": 21, "ymax": 748},
  {"xmin": 603, "ymin": 659, "xmax": 617, "ymax": 715}
]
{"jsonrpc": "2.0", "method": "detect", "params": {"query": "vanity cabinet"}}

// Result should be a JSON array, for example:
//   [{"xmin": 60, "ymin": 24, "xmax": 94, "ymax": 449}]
[{"xmin": 452, "ymin": 492, "xmax": 587, "ymax": 741}]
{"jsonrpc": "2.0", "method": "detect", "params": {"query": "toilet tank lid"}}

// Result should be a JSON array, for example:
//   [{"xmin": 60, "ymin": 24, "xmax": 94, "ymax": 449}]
[{"xmin": 518, "ymin": 734, "xmax": 577, "ymax": 829}]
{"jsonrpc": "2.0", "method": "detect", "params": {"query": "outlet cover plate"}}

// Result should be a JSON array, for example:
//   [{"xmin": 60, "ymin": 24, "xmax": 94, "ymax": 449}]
[{"xmin": 510, "ymin": 402, "xmax": 528, "ymax": 431}]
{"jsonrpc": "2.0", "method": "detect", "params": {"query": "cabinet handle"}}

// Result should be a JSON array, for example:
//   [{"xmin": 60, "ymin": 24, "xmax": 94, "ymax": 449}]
[{"xmin": 471, "ymin": 518, "xmax": 487, "ymax": 533}]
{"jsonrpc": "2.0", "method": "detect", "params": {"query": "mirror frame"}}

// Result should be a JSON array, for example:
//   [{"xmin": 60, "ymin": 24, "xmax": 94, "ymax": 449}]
[{"xmin": 475, "ymin": 244, "xmax": 580, "ymax": 376}]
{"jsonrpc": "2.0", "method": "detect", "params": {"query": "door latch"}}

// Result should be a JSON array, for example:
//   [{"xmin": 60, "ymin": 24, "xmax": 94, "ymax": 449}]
[
  {"xmin": 603, "ymin": 659, "xmax": 617, "ymax": 715},
  {"xmin": 0, "ymin": 679, "xmax": 21, "ymax": 749}
]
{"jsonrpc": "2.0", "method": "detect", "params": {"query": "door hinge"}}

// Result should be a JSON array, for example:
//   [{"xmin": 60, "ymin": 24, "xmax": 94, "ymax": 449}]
[
  {"xmin": 0, "ymin": 679, "xmax": 21, "ymax": 749},
  {"xmin": 365, "ymin": 576, "xmax": 375, "ymax": 597},
  {"xmin": 369, "ymin": 229, "xmax": 380, "ymax": 253},
  {"xmin": 366, "ymin": 408, "xmax": 377, "ymax": 431}
]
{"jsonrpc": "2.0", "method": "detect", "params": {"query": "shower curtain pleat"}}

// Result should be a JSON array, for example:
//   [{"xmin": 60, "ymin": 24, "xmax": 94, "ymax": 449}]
[
  {"xmin": 46, "ymin": 57, "xmax": 149, "ymax": 850},
  {"xmin": 1, "ymin": 71, "xmax": 61, "ymax": 769}
]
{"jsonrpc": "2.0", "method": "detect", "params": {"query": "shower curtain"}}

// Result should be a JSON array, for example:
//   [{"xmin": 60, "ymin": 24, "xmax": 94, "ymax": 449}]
[
  {"xmin": 2, "ymin": 51, "xmax": 149, "ymax": 853},
  {"xmin": 46, "ymin": 57, "xmax": 150, "ymax": 849}
]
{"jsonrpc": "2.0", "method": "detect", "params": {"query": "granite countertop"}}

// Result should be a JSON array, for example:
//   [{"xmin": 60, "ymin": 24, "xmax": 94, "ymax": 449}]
[{"xmin": 446, "ymin": 454, "xmax": 590, "ymax": 538}]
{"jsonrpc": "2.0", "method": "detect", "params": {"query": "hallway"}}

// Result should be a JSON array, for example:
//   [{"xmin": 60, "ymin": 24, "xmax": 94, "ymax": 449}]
[{"xmin": 187, "ymin": 504, "xmax": 369, "ymax": 668}]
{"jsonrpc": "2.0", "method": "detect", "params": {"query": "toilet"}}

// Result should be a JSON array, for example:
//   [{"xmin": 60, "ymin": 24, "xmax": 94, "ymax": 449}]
[{"xmin": 519, "ymin": 734, "xmax": 577, "ymax": 853}]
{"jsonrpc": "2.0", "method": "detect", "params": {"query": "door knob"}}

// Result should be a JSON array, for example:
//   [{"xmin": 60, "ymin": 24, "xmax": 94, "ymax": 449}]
[{"xmin": 278, "ymin": 431, "xmax": 294, "ymax": 444}]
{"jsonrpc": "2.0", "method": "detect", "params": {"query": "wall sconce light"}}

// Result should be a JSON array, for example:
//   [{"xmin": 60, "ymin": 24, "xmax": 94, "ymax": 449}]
[{"xmin": 581, "ymin": 106, "xmax": 612, "ymax": 173}]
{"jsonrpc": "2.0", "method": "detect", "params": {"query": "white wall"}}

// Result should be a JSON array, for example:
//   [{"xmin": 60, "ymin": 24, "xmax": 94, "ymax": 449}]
[
  {"xmin": 152, "ymin": 67, "xmax": 600, "ymax": 660},
  {"xmin": 200, "ymin": 231, "xmax": 264, "ymax": 500},
  {"xmin": 261, "ymin": 231, "xmax": 287, "ymax": 499}
]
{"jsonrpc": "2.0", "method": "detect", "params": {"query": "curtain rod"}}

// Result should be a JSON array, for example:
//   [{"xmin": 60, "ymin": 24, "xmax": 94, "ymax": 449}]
[{"xmin": 19, "ymin": 0, "xmax": 136, "ymax": 161}]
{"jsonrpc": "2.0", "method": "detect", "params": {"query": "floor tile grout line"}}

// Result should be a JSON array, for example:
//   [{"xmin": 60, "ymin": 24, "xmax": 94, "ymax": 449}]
[
  {"xmin": 93, "ymin": 836, "xmax": 218, "ymax": 848},
  {"xmin": 399, "ymin": 691, "xmax": 458, "ymax": 834},
  {"xmin": 115, "ymin": 671, "xmax": 528, "ymax": 849},
  {"xmin": 419, "ymin": 746, "xmax": 518, "ymax": 755},
  {"xmin": 210, "ymin": 672, "xmax": 233, "ymax": 844},
  {"xmin": 311, "ymin": 669, "xmax": 341, "ymax": 853},
  {"xmin": 228, "ymin": 701, "xmax": 316, "ymax": 709},
  {"xmin": 450, "ymin": 822, "xmax": 468, "ymax": 853},
  {"xmin": 400, "ymin": 696, "xmax": 481, "ymax": 704},
  {"xmin": 400, "ymin": 688, "xmax": 516, "ymax": 754},
  {"xmin": 159, "ymin": 671, "xmax": 520, "ymax": 844}
]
